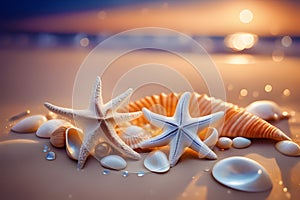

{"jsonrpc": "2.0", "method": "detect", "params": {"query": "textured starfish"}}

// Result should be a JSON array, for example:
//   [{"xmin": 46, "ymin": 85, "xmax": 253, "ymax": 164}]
[
  {"xmin": 44, "ymin": 76, "xmax": 142, "ymax": 168},
  {"xmin": 139, "ymin": 92, "xmax": 224, "ymax": 167}
]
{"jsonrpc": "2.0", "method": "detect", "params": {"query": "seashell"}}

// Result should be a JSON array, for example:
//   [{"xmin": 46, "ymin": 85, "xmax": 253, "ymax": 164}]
[
  {"xmin": 200, "ymin": 127, "xmax": 219, "ymax": 149},
  {"xmin": 144, "ymin": 150, "xmax": 170, "ymax": 173},
  {"xmin": 275, "ymin": 140, "xmax": 300, "ymax": 157},
  {"xmin": 11, "ymin": 115, "xmax": 47, "ymax": 133},
  {"xmin": 216, "ymin": 137, "xmax": 232, "ymax": 149},
  {"xmin": 212, "ymin": 156, "xmax": 272, "ymax": 192},
  {"xmin": 65, "ymin": 127, "xmax": 83, "ymax": 160},
  {"xmin": 100, "ymin": 155, "xmax": 127, "ymax": 170},
  {"xmin": 36, "ymin": 119, "xmax": 72, "ymax": 138},
  {"xmin": 245, "ymin": 100, "xmax": 290, "ymax": 121},
  {"xmin": 50, "ymin": 126, "xmax": 68, "ymax": 148},
  {"xmin": 123, "ymin": 93, "xmax": 291, "ymax": 141},
  {"xmin": 232, "ymin": 137, "xmax": 251, "ymax": 149},
  {"xmin": 119, "ymin": 125, "xmax": 152, "ymax": 149}
]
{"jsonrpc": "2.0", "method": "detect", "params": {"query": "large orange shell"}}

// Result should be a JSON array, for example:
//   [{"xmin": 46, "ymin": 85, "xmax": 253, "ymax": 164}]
[{"xmin": 122, "ymin": 93, "xmax": 291, "ymax": 141}]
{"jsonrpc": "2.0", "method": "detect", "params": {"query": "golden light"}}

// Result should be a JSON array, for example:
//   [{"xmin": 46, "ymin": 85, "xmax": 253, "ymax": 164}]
[
  {"xmin": 264, "ymin": 84, "xmax": 273, "ymax": 93},
  {"xmin": 239, "ymin": 9, "xmax": 253, "ymax": 24},
  {"xmin": 283, "ymin": 89, "xmax": 291, "ymax": 96},
  {"xmin": 272, "ymin": 49, "xmax": 285, "ymax": 62},
  {"xmin": 240, "ymin": 89, "xmax": 248, "ymax": 97},
  {"xmin": 225, "ymin": 33, "xmax": 258, "ymax": 51}
]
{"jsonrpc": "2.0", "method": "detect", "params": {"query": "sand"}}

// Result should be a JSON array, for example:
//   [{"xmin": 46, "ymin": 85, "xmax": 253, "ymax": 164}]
[{"xmin": 0, "ymin": 48, "xmax": 299, "ymax": 200}]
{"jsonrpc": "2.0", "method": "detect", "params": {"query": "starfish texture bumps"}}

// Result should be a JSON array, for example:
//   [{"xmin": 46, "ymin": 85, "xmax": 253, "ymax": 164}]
[
  {"xmin": 139, "ymin": 92, "xmax": 224, "ymax": 167},
  {"xmin": 44, "ymin": 76, "xmax": 142, "ymax": 168}
]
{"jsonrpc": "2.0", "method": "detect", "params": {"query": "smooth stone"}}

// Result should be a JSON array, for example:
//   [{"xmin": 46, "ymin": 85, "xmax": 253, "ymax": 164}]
[
  {"xmin": 216, "ymin": 137, "xmax": 232, "ymax": 149},
  {"xmin": 144, "ymin": 150, "xmax": 170, "ymax": 173},
  {"xmin": 232, "ymin": 137, "xmax": 251, "ymax": 149},
  {"xmin": 36, "ymin": 119, "xmax": 69, "ymax": 138},
  {"xmin": 275, "ymin": 140, "xmax": 300, "ymax": 157},
  {"xmin": 212, "ymin": 156, "xmax": 272, "ymax": 192},
  {"xmin": 100, "ymin": 155, "xmax": 127, "ymax": 170},
  {"xmin": 11, "ymin": 115, "xmax": 47, "ymax": 133}
]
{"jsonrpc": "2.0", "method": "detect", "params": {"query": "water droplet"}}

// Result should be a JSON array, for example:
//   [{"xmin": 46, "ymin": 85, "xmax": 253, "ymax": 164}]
[
  {"xmin": 94, "ymin": 142, "xmax": 112, "ymax": 158},
  {"xmin": 122, "ymin": 171, "xmax": 129, "ymax": 177},
  {"xmin": 43, "ymin": 144, "xmax": 50, "ymax": 152},
  {"xmin": 102, "ymin": 169, "xmax": 111, "ymax": 175},
  {"xmin": 137, "ymin": 171, "xmax": 145, "ymax": 177},
  {"xmin": 45, "ymin": 151, "xmax": 56, "ymax": 161}
]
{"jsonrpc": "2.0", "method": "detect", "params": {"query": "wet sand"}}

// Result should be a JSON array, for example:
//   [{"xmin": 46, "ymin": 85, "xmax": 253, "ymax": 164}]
[{"xmin": 0, "ymin": 48, "xmax": 299, "ymax": 200}]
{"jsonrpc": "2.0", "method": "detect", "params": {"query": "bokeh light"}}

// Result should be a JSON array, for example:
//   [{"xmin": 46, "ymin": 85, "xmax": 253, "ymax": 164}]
[
  {"xmin": 281, "ymin": 36, "xmax": 292, "ymax": 47},
  {"xmin": 240, "ymin": 89, "xmax": 248, "ymax": 97},
  {"xmin": 239, "ymin": 9, "xmax": 253, "ymax": 24},
  {"xmin": 264, "ymin": 84, "xmax": 273, "ymax": 93},
  {"xmin": 225, "ymin": 33, "xmax": 258, "ymax": 51},
  {"xmin": 79, "ymin": 37, "xmax": 89, "ymax": 47},
  {"xmin": 272, "ymin": 49, "xmax": 285, "ymax": 62},
  {"xmin": 282, "ymin": 89, "xmax": 291, "ymax": 96}
]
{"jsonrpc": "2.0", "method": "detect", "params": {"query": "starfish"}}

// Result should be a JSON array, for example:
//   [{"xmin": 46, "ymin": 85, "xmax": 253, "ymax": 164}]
[
  {"xmin": 44, "ymin": 76, "xmax": 142, "ymax": 168},
  {"xmin": 139, "ymin": 92, "xmax": 224, "ymax": 167}
]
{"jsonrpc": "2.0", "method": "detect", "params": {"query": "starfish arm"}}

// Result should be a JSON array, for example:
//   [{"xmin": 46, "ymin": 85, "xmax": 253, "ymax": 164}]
[
  {"xmin": 101, "ymin": 121, "xmax": 141, "ymax": 160},
  {"xmin": 44, "ymin": 102, "xmax": 75, "ymax": 119},
  {"xmin": 173, "ymin": 92, "xmax": 191, "ymax": 122},
  {"xmin": 168, "ymin": 132, "xmax": 190, "ymax": 167},
  {"xmin": 110, "ymin": 111, "xmax": 142, "ymax": 124},
  {"xmin": 138, "ymin": 128, "xmax": 176, "ymax": 148},
  {"xmin": 184, "ymin": 111, "xmax": 224, "ymax": 130},
  {"xmin": 142, "ymin": 108, "xmax": 175, "ymax": 129},
  {"xmin": 189, "ymin": 134, "xmax": 217, "ymax": 160},
  {"xmin": 103, "ymin": 88, "xmax": 133, "ymax": 114},
  {"xmin": 88, "ymin": 76, "xmax": 103, "ymax": 115}
]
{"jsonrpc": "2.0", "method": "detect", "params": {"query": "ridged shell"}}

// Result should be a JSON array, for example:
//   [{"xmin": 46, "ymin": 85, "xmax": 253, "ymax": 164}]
[
  {"xmin": 36, "ymin": 119, "xmax": 72, "ymax": 138},
  {"xmin": 232, "ymin": 137, "xmax": 251, "ymax": 149},
  {"xmin": 275, "ymin": 140, "xmax": 300, "ymax": 157},
  {"xmin": 118, "ymin": 125, "xmax": 152, "ymax": 149},
  {"xmin": 11, "ymin": 115, "xmax": 47, "ymax": 133},
  {"xmin": 50, "ymin": 126, "xmax": 69, "ymax": 148},
  {"xmin": 245, "ymin": 100, "xmax": 290, "ymax": 121},
  {"xmin": 123, "ymin": 93, "xmax": 291, "ymax": 141},
  {"xmin": 216, "ymin": 137, "xmax": 232, "ymax": 149},
  {"xmin": 100, "ymin": 155, "xmax": 127, "ymax": 170},
  {"xmin": 144, "ymin": 150, "xmax": 170, "ymax": 173}
]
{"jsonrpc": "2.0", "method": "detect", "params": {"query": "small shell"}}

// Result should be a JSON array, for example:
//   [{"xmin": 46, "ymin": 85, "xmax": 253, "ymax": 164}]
[
  {"xmin": 144, "ymin": 150, "xmax": 170, "ymax": 173},
  {"xmin": 50, "ymin": 126, "xmax": 68, "ymax": 148},
  {"xmin": 275, "ymin": 140, "xmax": 300, "ymax": 157},
  {"xmin": 216, "ymin": 137, "xmax": 232, "ymax": 149},
  {"xmin": 232, "ymin": 137, "xmax": 251, "ymax": 149},
  {"xmin": 246, "ymin": 100, "xmax": 290, "ymax": 121},
  {"xmin": 119, "ymin": 125, "xmax": 152, "ymax": 149},
  {"xmin": 36, "ymin": 119, "xmax": 72, "ymax": 138},
  {"xmin": 11, "ymin": 115, "xmax": 47, "ymax": 133},
  {"xmin": 212, "ymin": 156, "xmax": 272, "ymax": 192},
  {"xmin": 200, "ymin": 127, "xmax": 219, "ymax": 149},
  {"xmin": 65, "ymin": 127, "xmax": 83, "ymax": 160},
  {"xmin": 100, "ymin": 155, "xmax": 127, "ymax": 170}
]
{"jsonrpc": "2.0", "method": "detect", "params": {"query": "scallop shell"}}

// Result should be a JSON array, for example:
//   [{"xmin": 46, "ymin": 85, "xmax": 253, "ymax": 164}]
[
  {"xmin": 50, "ymin": 126, "xmax": 68, "ymax": 148},
  {"xmin": 100, "ymin": 155, "xmax": 127, "ymax": 170},
  {"xmin": 118, "ymin": 125, "xmax": 152, "ymax": 149},
  {"xmin": 232, "ymin": 137, "xmax": 251, "ymax": 149},
  {"xmin": 123, "ymin": 93, "xmax": 291, "ymax": 141},
  {"xmin": 216, "ymin": 137, "xmax": 232, "ymax": 149},
  {"xmin": 36, "ymin": 119, "xmax": 72, "ymax": 138},
  {"xmin": 245, "ymin": 100, "xmax": 290, "ymax": 121},
  {"xmin": 144, "ymin": 150, "xmax": 170, "ymax": 173},
  {"xmin": 11, "ymin": 115, "xmax": 47, "ymax": 133},
  {"xmin": 212, "ymin": 156, "xmax": 272, "ymax": 192},
  {"xmin": 65, "ymin": 127, "xmax": 83, "ymax": 160},
  {"xmin": 275, "ymin": 140, "xmax": 300, "ymax": 157}
]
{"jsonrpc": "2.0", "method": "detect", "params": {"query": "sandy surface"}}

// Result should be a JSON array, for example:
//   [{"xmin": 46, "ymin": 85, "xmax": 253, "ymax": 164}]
[{"xmin": 0, "ymin": 48, "xmax": 300, "ymax": 200}]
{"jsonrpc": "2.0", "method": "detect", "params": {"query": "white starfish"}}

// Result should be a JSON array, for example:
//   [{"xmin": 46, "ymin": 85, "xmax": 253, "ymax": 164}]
[
  {"xmin": 139, "ymin": 92, "xmax": 224, "ymax": 167},
  {"xmin": 44, "ymin": 76, "xmax": 142, "ymax": 168}
]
